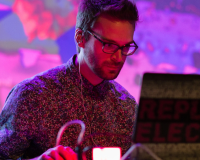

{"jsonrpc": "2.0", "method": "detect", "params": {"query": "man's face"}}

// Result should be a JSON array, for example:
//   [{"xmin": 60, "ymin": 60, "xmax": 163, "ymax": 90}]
[{"xmin": 83, "ymin": 14, "xmax": 135, "ymax": 80}]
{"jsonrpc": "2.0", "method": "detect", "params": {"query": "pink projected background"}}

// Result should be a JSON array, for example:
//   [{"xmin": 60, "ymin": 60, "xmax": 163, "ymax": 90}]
[{"xmin": 0, "ymin": 0, "xmax": 200, "ymax": 112}]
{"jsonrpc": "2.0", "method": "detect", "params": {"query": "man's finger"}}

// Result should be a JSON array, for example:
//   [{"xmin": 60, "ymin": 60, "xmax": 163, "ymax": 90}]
[
  {"xmin": 58, "ymin": 146, "xmax": 77, "ymax": 160},
  {"xmin": 50, "ymin": 149, "xmax": 64, "ymax": 160},
  {"xmin": 40, "ymin": 154, "xmax": 54, "ymax": 160}
]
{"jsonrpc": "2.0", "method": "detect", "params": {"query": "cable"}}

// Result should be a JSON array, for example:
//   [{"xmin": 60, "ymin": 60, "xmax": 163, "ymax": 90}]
[
  {"xmin": 56, "ymin": 120, "xmax": 85, "ymax": 147},
  {"xmin": 120, "ymin": 144, "xmax": 138, "ymax": 160},
  {"xmin": 78, "ymin": 56, "xmax": 98, "ymax": 146}
]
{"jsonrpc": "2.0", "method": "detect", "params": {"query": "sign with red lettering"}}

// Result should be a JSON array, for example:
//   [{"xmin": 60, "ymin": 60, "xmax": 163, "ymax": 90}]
[{"xmin": 133, "ymin": 98, "xmax": 200, "ymax": 143}]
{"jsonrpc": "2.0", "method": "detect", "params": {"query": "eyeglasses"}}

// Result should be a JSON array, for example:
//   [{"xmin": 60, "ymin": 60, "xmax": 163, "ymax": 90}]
[{"xmin": 87, "ymin": 30, "xmax": 138, "ymax": 56}]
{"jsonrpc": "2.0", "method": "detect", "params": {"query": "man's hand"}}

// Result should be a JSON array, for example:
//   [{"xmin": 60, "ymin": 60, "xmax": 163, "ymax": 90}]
[{"xmin": 38, "ymin": 145, "xmax": 78, "ymax": 160}]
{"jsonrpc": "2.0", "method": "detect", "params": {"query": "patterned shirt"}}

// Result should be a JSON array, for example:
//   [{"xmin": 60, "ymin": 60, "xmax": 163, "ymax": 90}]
[{"xmin": 0, "ymin": 54, "xmax": 137, "ymax": 159}]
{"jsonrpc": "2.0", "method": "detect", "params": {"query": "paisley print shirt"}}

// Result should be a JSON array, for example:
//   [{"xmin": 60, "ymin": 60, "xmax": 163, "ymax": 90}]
[{"xmin": 0, "ymin": 55, "xmax": 137, "ymax": 160}]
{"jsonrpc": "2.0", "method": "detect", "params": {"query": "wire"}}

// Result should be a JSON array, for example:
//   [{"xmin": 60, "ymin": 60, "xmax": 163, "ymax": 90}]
[
  {"xmin": 78, "ymin": 56, "xmax": 98, "ymax": 146},
  {"xmin": 120, "ymin": 144, "xmax": 138, "ymax": 160},
  {"xmin": 56, "ymin": 120, "xmax": 86, "ymax": 146},
  {"xmin": 78, "ymin": 57, "xmax": 85, "ymax": 114}
]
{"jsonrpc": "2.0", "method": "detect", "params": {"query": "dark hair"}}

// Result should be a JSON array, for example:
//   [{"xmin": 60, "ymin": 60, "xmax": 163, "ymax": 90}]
[{"xmin": 75, "ymin": 0, "xmax": 139, "ymax": 53}]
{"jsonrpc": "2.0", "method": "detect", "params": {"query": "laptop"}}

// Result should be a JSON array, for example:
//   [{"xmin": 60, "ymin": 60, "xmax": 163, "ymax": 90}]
[{"xmin": 132, "ymin": 73, "xmax": 200, "ymax": 160}]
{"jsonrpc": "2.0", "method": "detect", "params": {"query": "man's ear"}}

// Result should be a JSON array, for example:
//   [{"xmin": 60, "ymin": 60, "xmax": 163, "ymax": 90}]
[{"xmin": 75, "ymin": 28, "xmax": 85, "ymax": 48}]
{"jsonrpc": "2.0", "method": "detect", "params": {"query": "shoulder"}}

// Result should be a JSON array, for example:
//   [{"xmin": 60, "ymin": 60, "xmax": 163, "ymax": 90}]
[
  {"xmin": 1, "ymin": 64, "xmax": 69, "ymax": 123},
  {"xmin": 29, "ymin": 63, "xmax": 67, "ymax": 85},
  {"xmin": 4, "ymin": 64, "xmax": 68, "ymax": 107},
  {"xmin": 108, "ymin": 80, "xmax": 135, "ymax": 99},
  {"xmin": 19, "ymin": 64, "xmax": 67, "ymax": 90},
  {"xmin": 108, "ymin": 80, "xmax": 137, "ymax": 107}
]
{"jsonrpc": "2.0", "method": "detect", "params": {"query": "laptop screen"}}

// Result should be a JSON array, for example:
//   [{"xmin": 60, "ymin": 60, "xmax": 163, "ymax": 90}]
[{"xmin": 133, "ymin": 73, "xmax": 200, "ymax": 143}]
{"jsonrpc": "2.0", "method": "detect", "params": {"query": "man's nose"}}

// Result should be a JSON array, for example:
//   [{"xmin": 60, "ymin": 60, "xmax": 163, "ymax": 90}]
[{"xmin": 111, "ymin": 49, "xmax": 123, "ymax": 63}]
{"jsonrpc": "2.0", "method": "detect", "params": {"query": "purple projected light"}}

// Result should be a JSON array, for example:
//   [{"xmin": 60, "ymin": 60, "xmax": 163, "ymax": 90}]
[
  {"xmin": 19, "ymin": 48, "xmax": 42, "ymax": 68},
  {"xmin": 0, "ymin": 4, "xmax": 10, "ymax": 10},
  {"xmin": 0, "ymin": 3, "xmax": 12, "ymax": 20}
]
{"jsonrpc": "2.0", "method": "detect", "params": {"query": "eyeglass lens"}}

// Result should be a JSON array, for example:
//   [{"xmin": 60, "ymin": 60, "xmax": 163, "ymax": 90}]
[{"xmin": 103, "ymin": 43, "xmax": 137, "ymax": 55}]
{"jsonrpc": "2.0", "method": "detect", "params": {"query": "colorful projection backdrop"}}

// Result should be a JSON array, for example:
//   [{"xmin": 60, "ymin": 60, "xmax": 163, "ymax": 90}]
[{"xmin": 0, "ymin": 0, "xmax": 200, "ymax": 111}]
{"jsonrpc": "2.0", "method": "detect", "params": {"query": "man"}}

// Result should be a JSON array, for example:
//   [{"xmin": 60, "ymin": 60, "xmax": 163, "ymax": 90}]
[{"xmin": 0, "ymin": 0, "xmax": 139, "ymax": 159}]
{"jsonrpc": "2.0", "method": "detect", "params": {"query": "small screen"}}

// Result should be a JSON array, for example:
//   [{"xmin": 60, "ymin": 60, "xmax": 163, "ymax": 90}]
[{"xmin": 92, "ymin": 147, "xmax": 121, "ymax": 160}]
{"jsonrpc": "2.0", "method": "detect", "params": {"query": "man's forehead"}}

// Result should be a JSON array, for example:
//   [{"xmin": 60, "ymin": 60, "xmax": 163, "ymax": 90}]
[{"xmin": 92, "ymin": 15, "xmax": 135, "ymax": 44}]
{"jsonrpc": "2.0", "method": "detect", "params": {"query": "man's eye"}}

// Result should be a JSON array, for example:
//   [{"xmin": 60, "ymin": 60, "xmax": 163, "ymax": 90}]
[
  {"xmin": 106, "ymin": 43, "xmax": 113, "ymax": 47},
  {"xmin": 105, "ymin": 43, "xmax": 116, "ymax": 48},
  {"xmin": 125, "ymin": 44, "xmax": 131, "ymax": 48}
]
